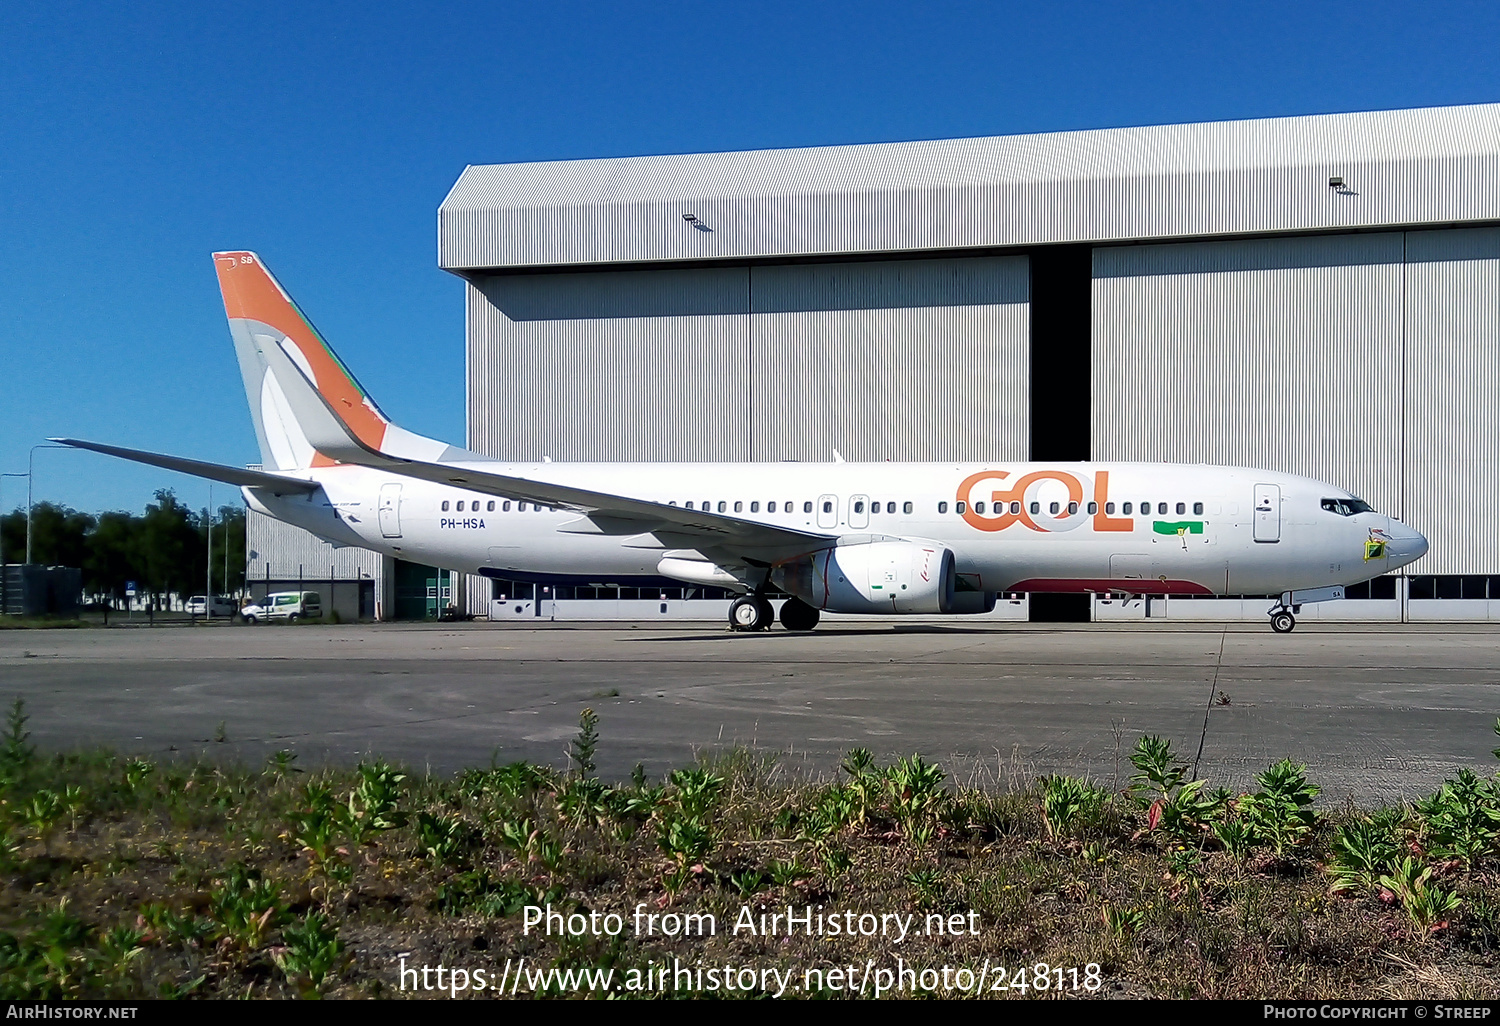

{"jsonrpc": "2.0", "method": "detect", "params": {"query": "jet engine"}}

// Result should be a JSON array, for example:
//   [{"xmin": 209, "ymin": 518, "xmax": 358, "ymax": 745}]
[{"xmin": 773, "ymin": 541, "xmax": 966, "ymax": 614}]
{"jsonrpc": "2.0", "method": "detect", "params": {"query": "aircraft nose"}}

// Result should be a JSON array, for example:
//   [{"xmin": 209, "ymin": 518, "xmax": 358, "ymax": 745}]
[{"xmin": 1384, "ymin": 518, "xmax": 1428, "ymax": 568}]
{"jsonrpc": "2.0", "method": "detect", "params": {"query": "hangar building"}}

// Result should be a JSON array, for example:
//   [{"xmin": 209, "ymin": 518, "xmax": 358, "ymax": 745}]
[{"xmin": 256, "ymin": 102, "xmax": 1500, "ymax": 622}]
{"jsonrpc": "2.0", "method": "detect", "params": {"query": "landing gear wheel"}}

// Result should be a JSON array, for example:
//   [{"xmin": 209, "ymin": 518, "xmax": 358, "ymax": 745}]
[
  {"xmin": 729, "ymin": 596, "xmax": 770, "ymax": 632},
  {"xmin": 779, "ymin": 597, "xmax": 821, "ymax": 632},
  {"xmin": 753, "ymin": 596, "xmax": 774, "ymax": 629},
  {"xmin": 1270, "ymin": 609, "xmax": 1296, "ymax": 633}
]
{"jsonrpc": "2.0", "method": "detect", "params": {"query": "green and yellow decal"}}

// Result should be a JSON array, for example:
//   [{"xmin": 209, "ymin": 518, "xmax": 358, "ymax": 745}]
[{"xmin": 1153, "ymin": 521, "xmax": 1204, "ymax": 536}]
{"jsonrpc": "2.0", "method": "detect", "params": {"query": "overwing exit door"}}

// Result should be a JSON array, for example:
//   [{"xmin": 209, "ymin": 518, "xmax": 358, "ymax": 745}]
[
  {"xmin": 1253, "ymin": 484, "xmax": 1280, "ymax": 543},
  {"xmin": 379, "ymin": 483, "xmax": 402, "ymax": 538}
]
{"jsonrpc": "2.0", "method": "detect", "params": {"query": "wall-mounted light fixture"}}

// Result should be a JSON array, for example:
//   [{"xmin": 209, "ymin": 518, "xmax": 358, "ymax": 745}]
[{"xmin": 1328, "ymin": 176, "xmax": 1345, "ymax": 189}]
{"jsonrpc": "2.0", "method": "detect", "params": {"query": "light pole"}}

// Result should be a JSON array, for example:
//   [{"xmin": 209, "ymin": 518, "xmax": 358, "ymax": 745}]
[{"xmin": 27, "ymin": 444, "xmax": 71, "ymax": 566}]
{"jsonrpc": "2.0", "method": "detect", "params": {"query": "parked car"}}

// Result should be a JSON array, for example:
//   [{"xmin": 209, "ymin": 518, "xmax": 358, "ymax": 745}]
[
  {"xmin": 239, "ymin": 592, "xmax": 322, "ymax": 623},
  {"xmin": 186, "ymin": 595, "xmax": 237, "ymax": 617}
]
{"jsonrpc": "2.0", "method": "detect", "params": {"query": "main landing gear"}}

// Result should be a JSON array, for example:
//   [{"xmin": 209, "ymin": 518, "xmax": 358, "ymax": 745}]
[
  {"xmin": 728, "ymin": 595, "xmax": 775, "ymax": 632},
  {"xmin": 727, "ymin": 595, "xmax": 822, "ymax": 632},
  {"xmin": 1269, "ymin": 606, "xmax": 1297, "ymax": 633}
]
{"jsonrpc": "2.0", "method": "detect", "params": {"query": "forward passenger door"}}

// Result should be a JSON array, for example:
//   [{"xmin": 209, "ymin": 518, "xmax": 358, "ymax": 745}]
[{"xmin": 1253, "ymin": 484, "xmax": 1281, "ymax": 543}]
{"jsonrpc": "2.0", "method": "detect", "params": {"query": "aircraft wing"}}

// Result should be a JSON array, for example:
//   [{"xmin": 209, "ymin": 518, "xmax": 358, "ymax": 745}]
[
  {"xmin": 49, "ymin": 438, "xmax": 320, "ymax": 495},
  {"xmin": 363, "ymin": 455, "xmax": 832, "ymax": 558}
]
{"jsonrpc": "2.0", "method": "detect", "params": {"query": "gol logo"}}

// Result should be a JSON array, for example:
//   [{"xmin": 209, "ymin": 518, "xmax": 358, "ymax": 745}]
[{"xmin": 956, "ymin": 470, "xmax": 1134, "ymax": 534}]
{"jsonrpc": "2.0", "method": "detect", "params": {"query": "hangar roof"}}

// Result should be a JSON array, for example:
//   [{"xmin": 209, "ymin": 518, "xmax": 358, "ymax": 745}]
[{"xmin": 439, "ymin": 103, "xmax": 1500, "ymax": 272}]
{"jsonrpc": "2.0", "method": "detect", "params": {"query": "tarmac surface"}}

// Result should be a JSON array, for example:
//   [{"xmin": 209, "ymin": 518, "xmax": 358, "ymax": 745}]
[{"xmin": 2, "ymin": 620, "xmax": 1498, "ymax": 802}]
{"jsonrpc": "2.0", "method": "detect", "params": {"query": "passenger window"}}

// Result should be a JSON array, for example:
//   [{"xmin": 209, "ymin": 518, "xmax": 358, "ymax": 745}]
[
  {"xmin": 1010, "ymin": 501, "xmax": 1020, "ymax": 514},
  {"xmin": 803, "ymin": 501, "xmax": 812, "ymax": 514},
  {"xmin": 703, "ymin": 500, "xmax": 711, "ymax": 511},
  {"xmin": 1086, "ymin": 502, "xmax": 1097, "ymax": 514},
  {"xmin": 1176, "ymin": 502, "xmax": 1185, "ymax": 515},
  {"xmin": 1106, "ymin": 502, "xmax": 1115, "ymax": 514},
  {"xmin": 854, "ymin": 501, "xmax": 865, "ymax": 514},
  {"xmin": 734, "ymin": 501, "xmax": 743, "ymax": 513},
  {"xmin": 886, "ymin": 502, "xmax": 895, "ymax": 514},
  {"xmin": 750, "ymin": 501, "xmax": 759, "ymax": 512},
  {"xmin": 1049, "ymin": 502, "xmax": 1059, "ymax": 514},
  {"xmin": 684, "ymin": 501, "xmax": 694, "ymax": 510},
  {"xmin": 903, "ymin": 501, "xmax": 913, "ymax": 514},
  {"xmin": 937, "ymin": 501, "xmax": 948, "ymax": 514},
  {"xmin": 718, "ymin": 501, "xmax": 727, "ymax": 513},
  {"xmin": 503, "ymin": 501, "xmax": 511, "ymax": 511},
  {"xmin": 1122, "ymin": 502, "xmax": 1132, "ymax": 514},
  {"xmin": 767, "ymin": 502, "xmax": 776, "ymax": 513},
  {"xmin": 956, "ymin": 501, "xmax": 966, "ymax": 514},
  {"xmin": 487, "ymin": 501, "xmax": 495, "ymax": 512},
  {"xmin": 1156, "ymin": 503, "xmax": 1166, "ymax": 515},
  {"xmin": 669, "ymin": 500, "xmax": 677, "ymax": 506},
  {"xmin": 871, "ymin": 502, "xmax": 879, "ymax": 515},
  {"xmin": 1193, "ymin": 502, "xmax": 1203, "ymax": 515},
  {"xmin": 1068, "ymin": 502, "xmax": 1079, "ymax": 515},
  {"xmin": 458, "ymin": 501, "xmax": 467, "ymax": 512},
  {"xmin": 1030, "ymin": 502, "xmax": 1040, "ymax": 514},
  {"xmin": 441, "ymin": 500, "xmax": 450, "ymax": 512},
  {"xmin": 974, "ymin": 502, "xmax": 985, "ymax": 514},
  {"xmin": 822, "ymin": 501, "xmax": 832, "ymax": 513}
]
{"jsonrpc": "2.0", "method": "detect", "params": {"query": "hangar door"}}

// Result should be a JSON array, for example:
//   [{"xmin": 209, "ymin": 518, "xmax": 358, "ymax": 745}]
[
  {"xmin": 1403, "ymin": 227, "xmax": 1500, "ymax": 576},
  {"xmin": 750, "ymin": 257, "xmax": 1030, "ymax": 463},
  {"xmin": 1091, "ymin": 234, "xmax": 1405, "ymax": 520},
  {"xmin": 466, "ymin": 267, "xmax": 751, "ymax": 462}
]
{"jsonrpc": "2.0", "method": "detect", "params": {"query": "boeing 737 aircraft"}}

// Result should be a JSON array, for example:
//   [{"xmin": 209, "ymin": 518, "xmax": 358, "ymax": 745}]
[{"xmin": 56, "ymin": 252, "xmax": 1428, "ymax": 633}]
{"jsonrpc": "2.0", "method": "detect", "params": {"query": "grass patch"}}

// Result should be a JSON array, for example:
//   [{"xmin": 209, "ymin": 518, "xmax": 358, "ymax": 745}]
[{"xmin": 1, "ymin": 704, "xmax": 1498, "ymax": 998}]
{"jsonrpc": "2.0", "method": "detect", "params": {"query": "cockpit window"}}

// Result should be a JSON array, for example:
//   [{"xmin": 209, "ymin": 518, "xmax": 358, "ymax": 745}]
[{"xmin": 1321, "ymin": 497, "xmax": 1376, "ymax": 517}]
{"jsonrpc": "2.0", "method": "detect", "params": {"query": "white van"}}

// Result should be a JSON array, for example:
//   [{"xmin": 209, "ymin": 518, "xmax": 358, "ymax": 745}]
[
  {"xmin": 240, "ymin": 592, "xmax": 322, "ymax": 624},
  {"xmin": 187, "ymin": 595, "xmax": 237, "ymax": 617}
]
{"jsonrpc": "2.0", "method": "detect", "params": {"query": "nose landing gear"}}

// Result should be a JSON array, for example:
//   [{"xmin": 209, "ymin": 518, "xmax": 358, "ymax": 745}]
[{"xmin": 1269, "ymin": 607, "xmax": 1296, "ymax": 633}]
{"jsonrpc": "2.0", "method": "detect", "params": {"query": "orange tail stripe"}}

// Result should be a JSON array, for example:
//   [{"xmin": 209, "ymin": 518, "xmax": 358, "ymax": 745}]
[{"xmin": 213, "ymin": 252, "xmax": 388, "ymax": 451}]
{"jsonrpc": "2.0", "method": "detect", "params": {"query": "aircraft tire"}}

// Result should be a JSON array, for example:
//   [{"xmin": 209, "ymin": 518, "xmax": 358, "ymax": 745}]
[
  {"xmin": 753, "ymin": 596, "xmax": 775, "ymax": 631},
  {"xmin": 729, "ymin": 596, "xmax": 767, "ymax": 632},
  {"xmin": 1270, "ymin": 610, "xmax": 1295, "ymax": 633},
  {"xmin": 779, "ymin": 597, "xmax": 821, "ymax": 632}
]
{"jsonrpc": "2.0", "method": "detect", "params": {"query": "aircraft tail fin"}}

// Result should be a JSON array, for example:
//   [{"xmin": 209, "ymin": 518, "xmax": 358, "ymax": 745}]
[
  {"xmin": 213, "ymin": 251, "xmax": 402, "ymax": 471},
  {"xmin": 213, "ymin": 251, "xmax": 471, "ymax": 470}
]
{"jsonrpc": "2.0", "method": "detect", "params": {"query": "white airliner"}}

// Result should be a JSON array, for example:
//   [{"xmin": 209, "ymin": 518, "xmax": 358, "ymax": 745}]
[{"xmin": 56, "ymin": 252, "xmax": 1428, "ymax": 633}]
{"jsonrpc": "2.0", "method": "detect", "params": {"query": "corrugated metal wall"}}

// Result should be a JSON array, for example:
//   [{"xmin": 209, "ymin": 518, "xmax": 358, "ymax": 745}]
[
  {"xmin": 1094, "ymin": 229, "xmax": 1500, "ymax": 576},
  {"xmin": 1092, "ymin": 234, "xmax": 1406, "ymax": 520},
  {"xmin": 1404, "ymin": 228, "xmax": 1500, "ymax": 575},
  {"xmin": 749, "ymin": 257, "xmax": 1029, "ymax": 461},
  {"xmin": 468, "ymin": 257, "xmax": 1030, "ymax": 464},
  {"xmin": 246, "ymin": 510, "xmax": 384, "ymax": 582},
  {"xmin": 440, "ymin": 105, "xmax": 1500, "ymax": 270},
  {"xmin": 467, "ymin": 268, "xmax": 752, "ymax": 461}
]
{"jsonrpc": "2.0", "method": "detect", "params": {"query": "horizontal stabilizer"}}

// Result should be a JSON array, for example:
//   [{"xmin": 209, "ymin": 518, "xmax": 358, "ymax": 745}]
[{"xmin": 50, "ymin": 438, "xmax": 319, "ymax": 495}]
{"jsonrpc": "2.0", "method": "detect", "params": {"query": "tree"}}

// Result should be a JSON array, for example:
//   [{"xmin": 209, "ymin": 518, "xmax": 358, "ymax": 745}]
[
  {"xmin": 135, "ymin": 490, "xmax": 203, "ymax": 605},
  {"xmin": 0, "ymin": 504, "xmax": 93, "ymax": 569}
]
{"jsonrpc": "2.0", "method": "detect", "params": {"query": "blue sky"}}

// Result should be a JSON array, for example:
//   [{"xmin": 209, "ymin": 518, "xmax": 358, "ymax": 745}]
[{"xmin": 3, "ymin": 1, "xmax": 1497, "ymax": 516}]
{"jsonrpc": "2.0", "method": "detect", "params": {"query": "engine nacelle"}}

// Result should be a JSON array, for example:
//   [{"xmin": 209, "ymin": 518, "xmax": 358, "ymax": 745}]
[{"xmin": 773, "ymin": 541, "xmax": 959, "ymax": 614}]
